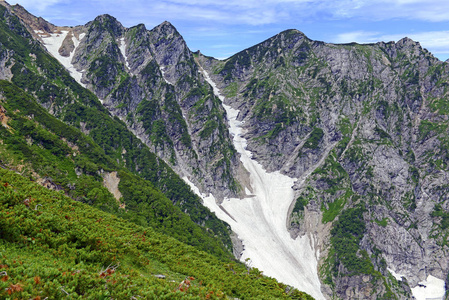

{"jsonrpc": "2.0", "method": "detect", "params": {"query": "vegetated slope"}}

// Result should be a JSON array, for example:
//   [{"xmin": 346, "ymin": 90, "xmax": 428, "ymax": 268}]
[
  {"xmin": 0, "ymin": 168, "xmax": 314, "ymax": 299},
  {"xmin": 0, "ymin": 3, "xmax": 233, "ymax": 259},
  {"xmin": 0, "ymin": 79, "xmax": 232, "ymax": 259},
  {"xmin": 200, "ymin": 30, "xmax": 449, "ymax": 298}
]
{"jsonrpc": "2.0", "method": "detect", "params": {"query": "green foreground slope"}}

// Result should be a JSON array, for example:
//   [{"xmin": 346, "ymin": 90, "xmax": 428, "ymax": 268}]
[
  {"xmin": 0, "ymin": 79, "xmax": 232, "ymax": 260},
  {"xmin": 0, "ymin": 2, "xmax": 233, "ymax": 260},
  {"xmin": 0, "ymin": 169, "xmax": 313, "ymax": 299}
]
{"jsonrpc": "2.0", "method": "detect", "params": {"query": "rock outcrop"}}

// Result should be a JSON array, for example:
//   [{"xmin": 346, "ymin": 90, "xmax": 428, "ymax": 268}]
[{"xmin": 67, "ymin": 15, "xmax": 240, "ymax": 200}]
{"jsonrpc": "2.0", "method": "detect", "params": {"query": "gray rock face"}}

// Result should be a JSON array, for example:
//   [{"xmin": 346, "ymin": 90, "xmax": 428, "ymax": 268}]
[
  {"xmin": 201, "ymin": 30, "xmax": 449, "ymax": 299},
  {"xmin": 0, "ymin": 48, "xmax": 14, "ymax": 80},
  {"xmin": 68, "ymin": 16, "xmax": 240, "ymax": 200}
]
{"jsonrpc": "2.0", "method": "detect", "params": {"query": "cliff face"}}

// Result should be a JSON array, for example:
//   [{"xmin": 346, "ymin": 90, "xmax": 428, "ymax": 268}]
[
  {"xmin": 200, "ymin": 30, "xmax": 449, "ymax": 298},
  {"xmin": 66, "ymin": 15, "xmax": 241, "ymax": 200},
  {"xmin": 8, "ymin": 5, "xmax": 240, "ymax": 199},
  {"xmin": 7, "ymin": 2, "xmax": 449, "ymax": 298}
]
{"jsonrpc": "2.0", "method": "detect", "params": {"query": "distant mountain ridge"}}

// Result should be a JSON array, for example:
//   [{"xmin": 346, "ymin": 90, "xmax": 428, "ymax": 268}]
[{"xmin": 1, "ymin": 1, "xmax": 449, "ymax": 299}]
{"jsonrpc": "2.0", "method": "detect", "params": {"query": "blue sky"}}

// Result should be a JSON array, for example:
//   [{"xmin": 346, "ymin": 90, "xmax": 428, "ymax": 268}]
[{"xmin": 11, "ymin": 0, "xmax": 449, "ymax": 61}]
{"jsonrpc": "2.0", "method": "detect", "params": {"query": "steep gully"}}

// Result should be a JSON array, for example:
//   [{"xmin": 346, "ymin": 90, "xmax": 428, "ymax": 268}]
[
  {"xmin": 192, "ymin": 63, "xmax": 445, "ymax": 300},
  {"xmin": 184, "ymin": 63, "xmax": 326, "ymax": 300}
]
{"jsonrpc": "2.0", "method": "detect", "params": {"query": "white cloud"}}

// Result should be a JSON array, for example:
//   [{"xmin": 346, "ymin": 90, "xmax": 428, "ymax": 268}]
[
  {"xmin": 333, "ymin": 30, "xmax": 449, "ymax": 58},
  {"xmin": 12, "ymin": 0, "xmax": 449, "ymax": 27},
  {"xmin": 12, "ymin": 0, "xmax": 67, "ymax": 12},
  {"xmin": 333, "ymin": 31, "xmax": 382, "ymax": 44},
  {"xmin": 320, "ymin": 0, "xmax": 449, "ymax": 22}
]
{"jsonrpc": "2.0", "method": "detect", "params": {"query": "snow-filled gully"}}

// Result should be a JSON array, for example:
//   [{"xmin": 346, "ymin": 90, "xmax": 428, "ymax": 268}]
[
  {"xmin": 185, "ymin": 67, "xmax": 325, "ymax": 300},
  {"xmin": 37, "ymin": 30, "xmax": 86, "ymax": 87}
]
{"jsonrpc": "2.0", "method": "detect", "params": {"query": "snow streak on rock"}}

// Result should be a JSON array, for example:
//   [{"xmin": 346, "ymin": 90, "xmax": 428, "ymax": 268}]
[
  {"xmin": 186, "ymin": 67, "xmax": 325, "ymax": 300},
  {"xmin": 389, "ymin": 256, "xmax": 445, "ymax": 298},
  {"xmin": 118, "ymin": 37, "xmax": 130, "ymax": 69},
  {"xmin": 159, "ymin": 66, "xmax": 173, "ymax": 85}
]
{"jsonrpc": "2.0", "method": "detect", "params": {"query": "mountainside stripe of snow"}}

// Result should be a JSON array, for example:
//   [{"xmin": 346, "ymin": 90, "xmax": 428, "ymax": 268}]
[
  {"xmin": 119, "ymin": 37, "xmax": 130, "ymax": 69},
  {"xmin": 188, "ymin": 67, "xmax": 325, "ymax": 300},
  {"xmin": 38, "ymin": 30, "xmax": 85, "ymax": 87},
  {"xmin": 387, "ymin": 267, "xmax": 405, "ymax": 281}
]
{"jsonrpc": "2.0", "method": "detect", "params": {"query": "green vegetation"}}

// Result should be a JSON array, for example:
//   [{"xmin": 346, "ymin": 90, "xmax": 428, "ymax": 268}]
[
  {"xmin": 0, "ymin": 169, "xmax": 313, "ymax": 299},
  {"xmin": 429, "ymin": 97, "xmax": 449, "ymax": 115},
  {"xmin": 292, "ymin": 197, "xmax": 309, "ymax": 213},
  {"xmin": 0, "ymin": 6, "xmax": 235, "ymax": 259},
  {"xmin": 220, "ymin": 51, "xmax": 252, "ymax": 81},
  {"xmin": 88, "ymin": 54, "xmax": 124, "ymax": 88},
  {"xmin": 374, "ymin": 218, "xmax": 389, "ymax": 227},
  {"xmin": 309, "ymin": 151, "xmax": 354, "ymax": 223},
  {"xmin": 338, "ymin": 116, "xmax": 352, "ymax": 136},
  {"xmin": 321, "ymin": 190, "xmax": 353, "ymax": 223},
  {"xmin": 223, "ymin": 82, "xmax": 239, "ymax": 97},
  {"xmin": 431, "ymin": 203, "xmax": 449, "ymax": 230},
  {"xmin": 200, "ymin": 119, "xmax": 218, "ymax": 138},
  {"xmin": 324, "ymin": 205, "xmax": 411, "ymax": 297},
  {"xmin": 330, "ymin": 206, "xmax": 374, "ymax": 275},
  {"xmin": 0, "ymin": 79, "xmax": 233, "ymax": 259},
  {"xmin": 116, "ymin": 171, "xmax": 232, "ymax": 258},
  {"xmin": 304, "ymin": 127, "xmax": 324, "ymax": 149},
  {"xmin": 419, "ymin": 120, "xmax": 448, "ymax": 140}
]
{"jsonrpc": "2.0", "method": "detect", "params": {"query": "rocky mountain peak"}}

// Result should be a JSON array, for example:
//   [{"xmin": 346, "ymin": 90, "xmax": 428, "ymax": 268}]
[
  {"xmin": 13, "ymin": 5, "xmax": 54, "ymax": 32},
  {"xmin": 130, "ymin": 23, "xmax": 147, "ymax": 33},
  {"xmin": 89, "ymin": 13, "xmax": 124, "ymax": 37},
  {"xmin": 279, "ymin": 28, "xmax": 306, "ymax": 38},
  {"xmin": 152, "ymin": 20, "xmax": 180, "ymax": 39},
  {"xmin": 397, "ymin": 36, "xmax": 419, "ymax": 46}
]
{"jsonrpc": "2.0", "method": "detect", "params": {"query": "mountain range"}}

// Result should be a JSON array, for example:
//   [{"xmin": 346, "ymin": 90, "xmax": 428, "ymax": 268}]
[{"xmin": 1, "ymin": 1, "xmax": 449, "ymax": 299}]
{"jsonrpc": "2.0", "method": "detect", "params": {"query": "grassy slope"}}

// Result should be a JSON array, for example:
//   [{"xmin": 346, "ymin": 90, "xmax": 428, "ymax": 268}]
[
  {"xmin": 0, "ymin": 3, "xmax": 233, "ymax": 259},
  {"xmin": 0, "ymin": 79, "xmax": 234, "ymax": 260},
  {"xmin": 0, "ymin": 169, "xmax": 313, "ymax": 299}
]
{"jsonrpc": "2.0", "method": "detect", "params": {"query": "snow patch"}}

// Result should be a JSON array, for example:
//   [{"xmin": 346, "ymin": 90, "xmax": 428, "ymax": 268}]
[
  {"xmin": 388, "ymin": 267, "xmax": 446, "ymax": 299},
  {"xmin": 159, "ymin": 66, "xmax": 173, "ymax": 85},
  {"xmin": 37, "ymin": 30, "xmax": 85, "ymax": 87},
  {"xmin": 187, "ymin": 67, "xmax": 325, "ymax": 300},
  {"xmin": 388, "ymin": 267, "xmax": 405, "ymax": 281},
  {"xmin": 411, "ymin": 275, "xmax": 445, "ymax": 300}
]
